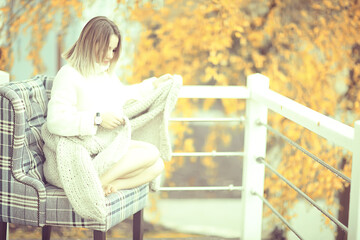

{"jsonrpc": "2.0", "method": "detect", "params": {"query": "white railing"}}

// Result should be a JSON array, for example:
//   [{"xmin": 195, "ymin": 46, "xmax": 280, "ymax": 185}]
[
  {"xmin": 160, "ymin": 73, "xmax": 360, "ymax": 240},
  {"xmin": 249, "ymin": 74, "xmax": 360, "ymax": 240},
  {"xmin": 160, "ymin": 84, "xmax": 247, "ymax": 194}
]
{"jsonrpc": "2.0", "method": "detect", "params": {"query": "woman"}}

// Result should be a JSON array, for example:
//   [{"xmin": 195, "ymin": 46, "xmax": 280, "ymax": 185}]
[{"xmin": 46, "ymin": 16, "xmax": 171, "ymax": 196}]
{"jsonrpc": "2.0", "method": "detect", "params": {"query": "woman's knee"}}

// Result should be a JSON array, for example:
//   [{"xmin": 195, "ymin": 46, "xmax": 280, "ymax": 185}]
[
  {"xmin": 155, "ymin": 157, "xmax": 165, "ymax": 172},
  {"xmin": 150, "ymin": 158, "xmax": 165, "ymax": 177},
  {"xmin": 141, "ymin": 142, "xmax": 160, "ymax": 165},
  {"xmin": 128, "ymin": 141, "xmax": 160, "ymax": 166}
]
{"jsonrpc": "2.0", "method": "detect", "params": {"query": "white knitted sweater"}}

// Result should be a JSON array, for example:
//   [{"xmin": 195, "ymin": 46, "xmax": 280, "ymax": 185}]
[{"xmin": 41, "ymin": 76, "xmax": 182, "ymax": 222}]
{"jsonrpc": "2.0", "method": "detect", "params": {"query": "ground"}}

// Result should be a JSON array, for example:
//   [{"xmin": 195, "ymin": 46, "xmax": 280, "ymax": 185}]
[{"xmin": 8, "ymin": 218, "xmax": 237, "ymax": 239}]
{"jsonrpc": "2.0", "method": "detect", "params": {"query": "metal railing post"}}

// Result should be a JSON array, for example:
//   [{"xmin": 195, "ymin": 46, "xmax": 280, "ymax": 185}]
[
  {"xmin": 240, "ymin": 74, "xmax": 269, "ymax": 240},
  {"xmin": 348, "ymin": 121, "xmax": 360, "ymax": 240}
]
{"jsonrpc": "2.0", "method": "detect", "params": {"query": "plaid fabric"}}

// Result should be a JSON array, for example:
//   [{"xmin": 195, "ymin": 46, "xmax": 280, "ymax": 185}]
[
  {"xmin": 0, "ymin": 76, "xmax": 48, "ymax": 226},
  {"xmin": 7, "ymin": 75, "xmax": 50, "ymax": 182},
  {"xmin": 45, "ymin": 184, "xmax": 148, "ymax": 231},
  {"xmin": 0, "ymin": 75, "xmax": 149, "ymax": 230}
]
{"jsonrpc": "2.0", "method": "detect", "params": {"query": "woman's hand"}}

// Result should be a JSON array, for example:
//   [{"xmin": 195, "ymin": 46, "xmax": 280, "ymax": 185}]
[
  {"xmin": 153, "ymin": 74, "xmax": 173, "ymax": 88},
  {"xmin": 100, "ymin": 112, "xmax": 125, "ymax": 129}
]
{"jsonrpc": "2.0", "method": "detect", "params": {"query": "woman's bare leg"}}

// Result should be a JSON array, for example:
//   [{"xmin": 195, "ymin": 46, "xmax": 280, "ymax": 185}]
[
  {"xmin": 105, "ymin": 157, "xmax": 164, "ymax": 193},
  {"xmin": 100, "ymin": 140, "xmax": 163, "ymax": 194}
]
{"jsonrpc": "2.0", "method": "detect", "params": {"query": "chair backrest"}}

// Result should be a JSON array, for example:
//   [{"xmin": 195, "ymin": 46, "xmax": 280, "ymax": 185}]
[{"xmin": 0, "ymin": 75, "xmax": 53, "ymax": 182}]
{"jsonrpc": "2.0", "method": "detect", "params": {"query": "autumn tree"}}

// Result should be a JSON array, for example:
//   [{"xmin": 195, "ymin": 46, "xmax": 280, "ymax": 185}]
[
  {"xmin": 0, "ymin": 0, "xmax": 82, "ymax": 76},
  {"xmin": 124, "ymin": 0, "xmax": 360, "ymax": 237}
]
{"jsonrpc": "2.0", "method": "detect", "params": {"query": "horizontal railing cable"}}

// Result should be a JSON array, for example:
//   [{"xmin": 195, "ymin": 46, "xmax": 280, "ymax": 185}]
[
  {"xmin": 172, "ymin": 151, "xmax": 244, "ymax": 157},
  {"xmin": 257, "ymin": 121, "xmax": 351, "ymax": 183},
  {"xmin": 256, "ymin": 157, "xmax": 348, "ymax": 233},
  {"xmin": 159, "ymin": 185, "xmax": 243, "ymax": 191},
  {"xmin": 252, "ymin": 191, "xmax": 304, "ymax": 240},
  {"xmin": 170, "ymin": 117, "xmax": 245, "ymax": 122}
]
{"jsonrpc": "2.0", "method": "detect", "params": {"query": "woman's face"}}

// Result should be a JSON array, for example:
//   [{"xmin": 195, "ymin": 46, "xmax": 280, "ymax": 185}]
[{"xmin": 100, "ymin": 34, "xmax": 119, "ymax": 66}]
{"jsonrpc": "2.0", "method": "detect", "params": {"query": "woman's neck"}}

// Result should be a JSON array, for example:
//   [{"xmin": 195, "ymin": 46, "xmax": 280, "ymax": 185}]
[{"xmin": 94, "ymin": 63, "xmax": 110, "ymax": 74}]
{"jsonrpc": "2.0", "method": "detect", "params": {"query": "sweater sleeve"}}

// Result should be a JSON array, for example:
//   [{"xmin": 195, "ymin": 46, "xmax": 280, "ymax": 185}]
[
  {"xmin": 47, "ymin": 66, "xmax": 97, "ymax": 136},
  {"xmin": 123, "ymin": 77, "xmax": 156, "ymax": 101}
]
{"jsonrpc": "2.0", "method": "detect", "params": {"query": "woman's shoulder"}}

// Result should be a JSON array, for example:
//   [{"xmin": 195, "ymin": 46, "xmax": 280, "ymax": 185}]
[
  {"xmin": 57, "ymin": 64, "xmax": 82, "ymax": 77},
  {"xmin": 55, "ymin": 64, "xmax": 84, "ymax": 82},
  {"xmin": 52, "ymin": 64, "xmax": 85, "ymax": 89}
]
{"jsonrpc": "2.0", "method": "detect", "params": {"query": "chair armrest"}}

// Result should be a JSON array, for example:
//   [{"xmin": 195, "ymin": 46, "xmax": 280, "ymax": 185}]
[
  {"xmin": 0, "ymin": 87, "xmax": 47, "ymax": 225},
  {"xmin": 0, "ymin": 87, "xmax": 46, "ymax": 195}
]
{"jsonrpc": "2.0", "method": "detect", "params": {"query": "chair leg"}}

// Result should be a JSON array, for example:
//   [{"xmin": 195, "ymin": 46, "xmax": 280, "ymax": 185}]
[
  {"xmin": 93, "ymin": 230, "xmax": 106, "ymax": 240},
  {"xmin": 0, "ymin": 222, "xmax": 7, "ymax": 240},
  {"xmin": 42, "ymin": 225, "xmax": 52, "ymax": 240},
  {"xmin": 133, "ymin": 209, "xmax": 144, "ymax": 240}
]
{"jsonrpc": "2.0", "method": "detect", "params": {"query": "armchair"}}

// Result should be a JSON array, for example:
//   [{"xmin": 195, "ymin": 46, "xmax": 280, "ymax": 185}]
[{"xmin": 0, "ymin": 75, "xmax": 148, "ymax": 240}]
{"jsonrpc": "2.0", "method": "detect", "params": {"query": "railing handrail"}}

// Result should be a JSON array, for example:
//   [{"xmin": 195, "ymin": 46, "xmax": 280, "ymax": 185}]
[
  {"xmin": 177, "ymin": 84, "xmax": 355, "ymax": 152},
  {"xmin": 251, "ymin": 87, "xmax": 354, "ymax": 151}
]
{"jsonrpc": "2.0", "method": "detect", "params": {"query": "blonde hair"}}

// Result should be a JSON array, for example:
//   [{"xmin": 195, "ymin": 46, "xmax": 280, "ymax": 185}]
[{"xmin": 62, "ymin": 16, "xmax": 121, "ymax": 77}]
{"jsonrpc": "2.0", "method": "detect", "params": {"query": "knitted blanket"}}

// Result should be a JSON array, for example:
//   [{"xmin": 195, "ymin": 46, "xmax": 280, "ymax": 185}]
[{"xmin": 42, "ymin": 76, "xmax": 182, "ymax": 222}]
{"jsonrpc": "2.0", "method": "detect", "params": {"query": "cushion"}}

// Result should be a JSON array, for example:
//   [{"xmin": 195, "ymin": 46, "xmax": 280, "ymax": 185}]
[{"xmin": 44, "ymin": 183, "xmax": 149, "ymax": 231}]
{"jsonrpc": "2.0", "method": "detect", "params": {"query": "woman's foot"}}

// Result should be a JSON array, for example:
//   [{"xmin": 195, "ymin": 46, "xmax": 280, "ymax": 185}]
[{"xmin": 103, "ymin": 184, "xmax": 117, "ymax": 196}]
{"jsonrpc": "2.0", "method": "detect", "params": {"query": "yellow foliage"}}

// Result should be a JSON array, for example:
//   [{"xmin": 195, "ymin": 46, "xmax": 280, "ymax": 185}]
[
  {"xmin": 0, "ymin": 0, "xmax": 83, "ymax": 74},
  {"xmin": 183, "ymin": 138, "xmax": 195, "ymax": 152},
  {"xmin": 201, "ymin": 156, "xmax": 217, "ymax": 169},
  {"xmin": 222, "ymin": 99, "xmax": 244, "ymax": 115},
  {"xmin": 248, "ymin": 31, "xmax": 265, "ymax": 48},
  {"xmin": 203, "ymin": 98, "xmax": 216, "ymax": 111},
  {"xmin": 125, "ymin": 3, "xmax": 360, "ymax": 226}
]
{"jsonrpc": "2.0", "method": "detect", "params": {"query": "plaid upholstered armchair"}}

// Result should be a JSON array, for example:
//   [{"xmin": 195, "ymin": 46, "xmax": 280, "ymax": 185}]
[{"xmin": 0, "ymin": 75, "xmax": 148, "ymax": 240}]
